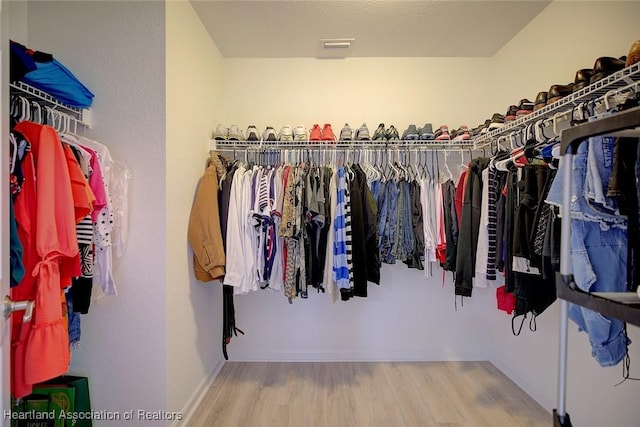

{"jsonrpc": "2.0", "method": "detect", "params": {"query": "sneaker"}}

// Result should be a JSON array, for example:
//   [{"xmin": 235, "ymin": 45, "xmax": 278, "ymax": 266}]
[
  {"xmin": 355, "ymin": 123, "xmax": 371, "ymax": 141},
  {"xmin": 516, "ymin": 99, "xmax": 534, "ymax": 117},
  {"xmin": 321, "ymin": 123, "xmax": 336, "ymax": 142},
  {"xmin": 293, "ymin": 125, "xmax": 308, "ymax": 142},
  {"xmin": 419, "ymin": 123, "xmax": 434, "ymax": 140},
  {"xmin": 504, "ymin": 105, "xmax": 518, "ymax": 122},
  {"xmin": 228, "ymin": 125, "xmax": 244, "ymax": 141},
  {"xmin": 339, "ymin": 123, "xmax": 353, "ymax": 141},
  {"xmin": 262, "ymin": 126, "xmax": 277, "ymax": 142},
  {"xmin": 278, "ymin": 124, "xmax": 293, "ymax": 142},
  {"xmin": 372, "ymin": 123, "xmax": 386, "ymax": 141},
  {"xmin": 309, "ymin": 124, "xmax": 322, "ymax": 142},
  {"xmin": 452, "ymin": 125, "xmax": 470, "ymax": 142},
  {"xmin": 401, "ymin": 124, "xmax": 420, "ymax": 141},
  {"xmin": 434, "ymin": 125, "xmax": 450, "ymax": 141},
  {"xmin": 386, "ymin": 125, "xmax": 400, "ymax": 142},
  {"xmin": 246, "ymin": 125, "xmax": 260, "ymax": 142},
  {"xmin": 488, "ymin": 113, "xmax": 505, "ymax": 130},
  {"xmin": 213, "ymin": 124, "xmax": 228, "ymax": 140}
]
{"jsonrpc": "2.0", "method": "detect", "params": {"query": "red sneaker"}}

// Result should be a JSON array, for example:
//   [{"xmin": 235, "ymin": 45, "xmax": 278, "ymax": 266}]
[
  {"xmin": 309, "ymin": 124, "xmax": 322, "ymax": 142},
  {"xmin": 321, "ymin": 123, "xmax": 336, "ymax": 143}
]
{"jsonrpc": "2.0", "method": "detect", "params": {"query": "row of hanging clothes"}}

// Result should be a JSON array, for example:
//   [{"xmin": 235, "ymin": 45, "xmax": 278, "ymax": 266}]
[
  {"xmin": 188, "ymin": 144, "xmax": 473, "ymax": 356},
  {"xmin": 8, "ymin": 87, "xmax": 130, "ymax": 398},
  {"xmin": 462, "ymin": 83, "xmax": 640, "ymax": 370}
]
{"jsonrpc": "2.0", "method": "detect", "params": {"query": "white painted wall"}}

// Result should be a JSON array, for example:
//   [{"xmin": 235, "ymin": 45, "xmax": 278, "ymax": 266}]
[
  {"xmin": 484, "ymin": 2, "xmax": 640, "ymax": 426},
  {"xmin": 487, "ymin": 1, "xmax": 640, "ymax": 117},
  {"xmin": 26, "ymin": 2, "xmax": 168, "ymax": 425},
  {"xmin": 220, "ymin": 56, "xmax": 498, "ymax": 362},
  {"xmin": 220, "ymin": 56, "xmax": 492, "ymax": 136},
  {"xmin": 165, "ymin": 1, "xmax": 225, "ymax": 421}
]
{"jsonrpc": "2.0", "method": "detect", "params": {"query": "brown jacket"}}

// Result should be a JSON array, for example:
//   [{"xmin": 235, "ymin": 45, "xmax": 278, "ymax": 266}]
[{"xmin": 188, "ymin": 165, "xmax": 225, "ymax": 281}]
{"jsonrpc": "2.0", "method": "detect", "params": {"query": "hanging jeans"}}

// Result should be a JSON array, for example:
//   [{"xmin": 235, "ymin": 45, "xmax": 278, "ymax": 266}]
[{"xmin": 547, "ymin": 130, "xmax": 630, "ymax": 367}]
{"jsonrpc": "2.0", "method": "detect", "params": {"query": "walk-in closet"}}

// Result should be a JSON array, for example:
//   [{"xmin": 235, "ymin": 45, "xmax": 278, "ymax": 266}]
[{"xmin": 2, "ymin": 1, "xmax": 639, "ymax": 427}]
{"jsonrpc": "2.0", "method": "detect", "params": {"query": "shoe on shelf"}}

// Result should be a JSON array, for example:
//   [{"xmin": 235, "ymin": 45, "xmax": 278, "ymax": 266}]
[
  {"xmin": 516, "ymin": 99, "xmax": 534, "ymax": 117},
  {"xmin": 386, "ymin": 125, "xmax": 400, "ymax": 142},
  {"xmin": 573, "ymin": 68, "xmax": 594, "ymax": 92},
  {"xmin": 504, "ymin": 105, "xmax": 518, "ymax": 122},
  {"xmin": 419, "ymin": 123, "xmax": 434, "ymax": 140},
  {"xmin": 479, "ymin": 119, "xmax": 492, "ymax": 134},
  {"xmin": 262, "ymin": 126, "xmax": 277, "ymax": 142},
  {"xmin": 339, "ymin": 123, "xmax": 353, "ymax": 141},
  {"xmin": 372, "ymin": 123, "xmax": 386, "ymax": 142},
  {"xmin": 534, "ymin": 91, "xmax": 548, "ymax": 111},
  {"xmin": 434, "ymin": 125, "xmax": 450, "ymax": 141},
  {"xmin": 293, "ymin": 125, "xmax": 308, "ymax": 142},
  {"xmin": 488, "ymin": 113, "xmax": 505, "ymax": 130},
  {"xmin": 355, "ymin": 123, "xmax": 371, "ymax": 141},
  {"xmin": 228, "ymin": 124, "xmax": 244, "ymax": 141},
  {"xmin": 547, "ymin": 83, "xmax": 573, "ymax": 104},
  {"xmin": 213, "ymin": 124, "xmax": 228, "ymax": 140},
  {"xmin": 246, "ymin": 125, "xmax": 260, "ymax": 142},
  {"xmin": 309, "ymin": 124, "xmax": 322, "ymax": 142},
  {"xmin": 321, "ymin": 123, "xmax": 336, "ymax": 142},
  {"xmin": 452, "ymin": 125, "xmax": 470, "ymax": 142},
  {"xmin": 278, "ymin": 124, "xmax": 293, "ymax": 142},
  {"xmin": 590, "ymin": 57, "xmax": 626, "ymax": 84},
  {"xmin": 401, "ymin": 124, "xmax": 420, "ymax": 141},
  {"xmin": 626, "ymin": 40, "xmax": 640, "ymax": 67}
]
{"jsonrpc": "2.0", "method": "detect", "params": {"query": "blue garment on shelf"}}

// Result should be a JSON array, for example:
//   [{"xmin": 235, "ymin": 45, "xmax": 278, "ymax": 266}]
[
  {"xmin": 22, "ymin": 58, "xmax": 94, "ymax": 108},
  {"xmin": 546, "ymin": 125, "xmax": 630, "ymax": 367}
]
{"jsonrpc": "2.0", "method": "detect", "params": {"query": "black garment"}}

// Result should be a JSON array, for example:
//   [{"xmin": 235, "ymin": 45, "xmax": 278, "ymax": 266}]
[
  {"xmin": 454, "ymin": 157, "xmax": 490, "ymax": 297},
  {"xmin": 512, "ymin": 165, "xmax": 556, "ymax": 319},
  {"xmin": 404, "ymin": 180, "xmax": 424, "ymax": 271},
  {"xmin": 349, "ymin": 165, "xmax": 368, "ymax": 297},
  {"xmin": 503, "ymin": 170, "xmax": 518, "ymax": 293},
  {"xmin": 530, "ymin": 168, "xmax": 557, "ymax": 268},
  {"xmin": 217, "ymin": 161, "xmax": 242, "ymax": 360},
  {"xmin": 442, "ymin": 179, "xmax": 458, "ymax": 272},
  {"xmin": 353, "ymin": 164, "xmax": 381, "ymax": 284},
  {"xmin": 607, "ymin": 137, "xmax": 640, "ymax": 292}
]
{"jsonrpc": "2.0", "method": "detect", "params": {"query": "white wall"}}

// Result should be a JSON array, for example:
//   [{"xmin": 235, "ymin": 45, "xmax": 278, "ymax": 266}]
[
  {"xmin": 487, "ymin": 1, "xmax": 640, "ymax": 116},
  {"xmin": 165, "ymin": 1, "xmax": 225, "ymax": 421},
  {"xmin": 220, "ymin": 56, "xmax": 499, "ymax": 362},
  {"xmin": 221, "ymin": 56, "xmax": 492, "ymax": 136},
  {"xmin": 484, "ymin": 2, "xmax": 640, "ymax": 427},
  {"xmin": 26, "ymin": 2, "xmax": 168, "ymax": 425}
]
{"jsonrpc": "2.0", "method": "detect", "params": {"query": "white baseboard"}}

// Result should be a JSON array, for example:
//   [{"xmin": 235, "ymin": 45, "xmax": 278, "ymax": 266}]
[
  {"xmin": 490, "ymin": 359, "xmax": 554, "ymax": 412},
  {"xmin": 173, "ymin": 359, "xmax": 225, "ymax": 427},
  {"xmin": 228, "ymin": 349, "xmax": 489, "ymax": 362}
]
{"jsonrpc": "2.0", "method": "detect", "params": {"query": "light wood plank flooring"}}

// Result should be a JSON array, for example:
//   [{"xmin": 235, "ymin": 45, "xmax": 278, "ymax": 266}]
[{"xmin": 188, "ymin": 361, "xmax": 550, "ymax": 427}]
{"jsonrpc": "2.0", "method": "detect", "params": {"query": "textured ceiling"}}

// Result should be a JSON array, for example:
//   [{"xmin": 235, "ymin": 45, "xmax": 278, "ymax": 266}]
[{"xmin": 190, "ymin": 0, "xmax": 551, "ymax": 58}]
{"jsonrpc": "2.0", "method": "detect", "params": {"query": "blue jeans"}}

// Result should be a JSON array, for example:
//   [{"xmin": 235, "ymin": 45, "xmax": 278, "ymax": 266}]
[
  {"xmin": 546, "ymin": 127, "xmax": 630, "ymax": 366},
  {"xmin": 381, "ymin": 181, "xmax": 398, "ymax": 264}
]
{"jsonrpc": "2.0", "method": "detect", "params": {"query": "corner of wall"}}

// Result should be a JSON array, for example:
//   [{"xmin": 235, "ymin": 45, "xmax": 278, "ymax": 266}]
[{"xmin": 165, "ymin": 0, "xmax": 226, "ymax": 416}]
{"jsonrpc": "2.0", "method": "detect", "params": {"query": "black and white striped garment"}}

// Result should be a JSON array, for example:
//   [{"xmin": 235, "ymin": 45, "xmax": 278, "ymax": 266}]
[
  {"xmin": 486, "ymin": 165, "xmax": 498, "ymax": 281},
  {"xmin": 76, "ymin": 214, "xmax": 93, "ymax": 246},
  {"xmin": 344, "ymin": 178, "xmax": 354, "ymax": 292}
]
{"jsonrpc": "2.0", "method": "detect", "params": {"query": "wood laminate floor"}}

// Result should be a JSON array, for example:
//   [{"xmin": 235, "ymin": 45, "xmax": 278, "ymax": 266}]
[{"xmin": 188, "ymin": 361, "xmax": 550, "ymax": 427}]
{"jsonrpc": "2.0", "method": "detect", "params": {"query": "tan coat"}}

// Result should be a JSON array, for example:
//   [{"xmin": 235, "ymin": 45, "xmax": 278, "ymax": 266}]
[{"xmin": 188, "ymin": 165, "xmax": 226, "ymax": 281}]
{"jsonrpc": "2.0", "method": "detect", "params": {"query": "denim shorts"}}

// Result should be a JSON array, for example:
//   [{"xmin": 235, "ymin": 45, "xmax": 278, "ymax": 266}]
[{"xmin": 569, "ymin": 219, "xmax": 629, "ymax": 366}]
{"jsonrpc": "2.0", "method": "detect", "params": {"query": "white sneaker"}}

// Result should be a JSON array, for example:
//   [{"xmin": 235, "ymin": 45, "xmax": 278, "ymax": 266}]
[
  {"xmin": 213, "ymin": 124, "xmax": 228, "ymax": 140},
  {"xmin": 262, "ymin": 126, "xmax": 277, "ymax": 142},
  {"xmin": 228, "ymin": 125, "xmax": 244, "ymax": 141},
  {"xmin": 278, "ymin": 124, "xmax": 293, "ymax": 142},
  {"xmin": 293, "ymin": 125, "xmax": 307, "ymax": 142},
  {"xmin": 246, "ymin": 125, "xmax": 260, "ymax": 142}
]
